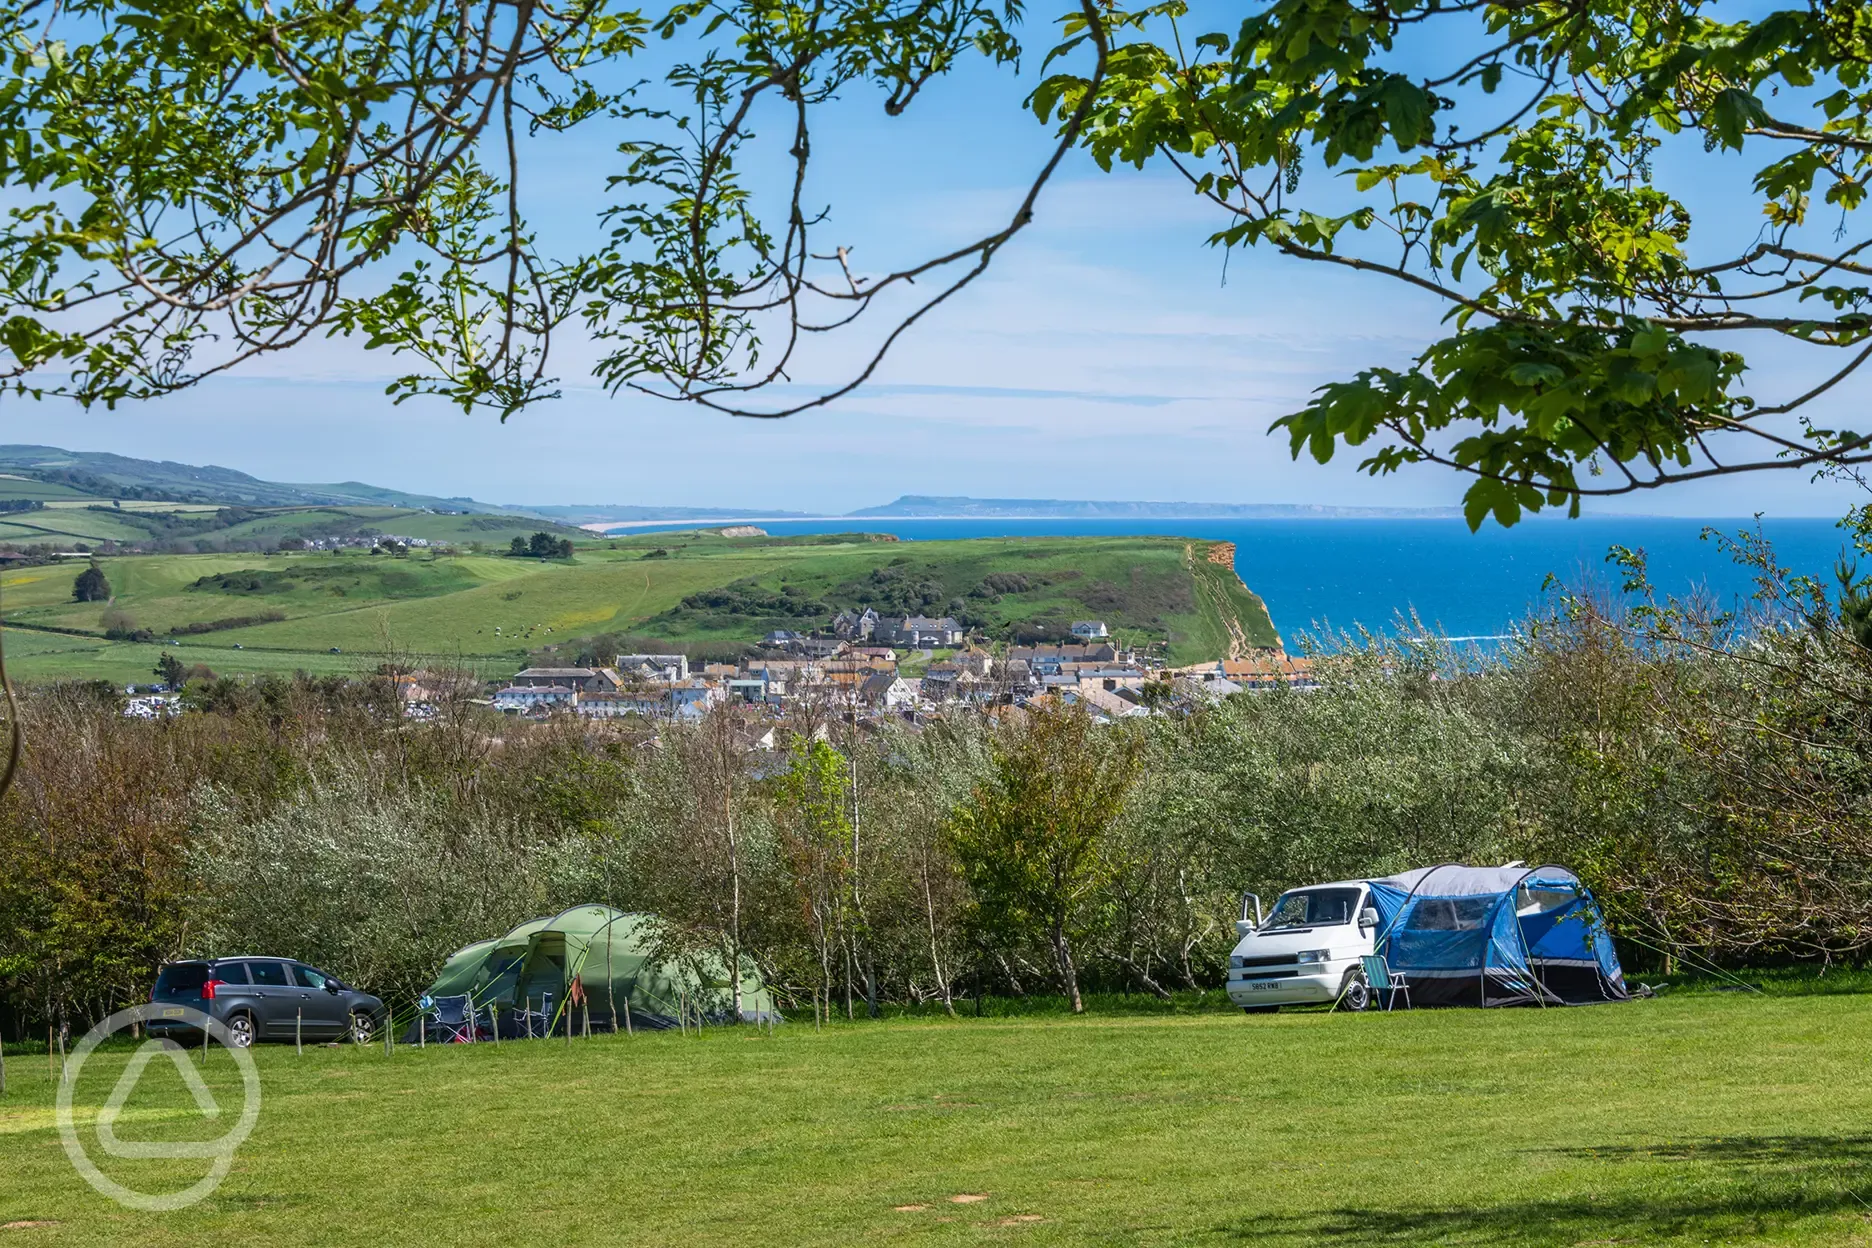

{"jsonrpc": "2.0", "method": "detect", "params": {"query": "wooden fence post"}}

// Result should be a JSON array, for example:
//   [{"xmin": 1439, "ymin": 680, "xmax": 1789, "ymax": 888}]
[{"xmin": 296, "ymin": 1008, "xmax": 302, "ymax": 1056}]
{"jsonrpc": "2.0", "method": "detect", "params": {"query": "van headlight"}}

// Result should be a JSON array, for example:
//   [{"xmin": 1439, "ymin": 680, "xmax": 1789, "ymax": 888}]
[{"xmin": 1295, "ymin": 949, "xmax": 1330, "ymax": 964}]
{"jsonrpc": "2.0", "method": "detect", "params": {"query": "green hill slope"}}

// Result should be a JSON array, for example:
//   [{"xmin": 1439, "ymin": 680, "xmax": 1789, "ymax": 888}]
[
  {"xmin": 0, "ymin": 446, "xmax": 514, "ymax": 511},
  {"xmin": 0, "ymin": 531, "xmax": 1279, "ymax": 683}
]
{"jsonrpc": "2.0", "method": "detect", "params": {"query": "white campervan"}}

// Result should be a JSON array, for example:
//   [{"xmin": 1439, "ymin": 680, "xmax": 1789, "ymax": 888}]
[{"xmin": 1225, "ymin": 880, "xmax": 1381, "ymax": 1012}]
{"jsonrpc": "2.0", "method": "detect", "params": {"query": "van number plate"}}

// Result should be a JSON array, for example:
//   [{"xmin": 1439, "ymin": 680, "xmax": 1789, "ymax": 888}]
[
  {"xmin": 1248, "ymin": 982, "xmax": 1281, "ymax": 991},
  {"xmin": 162, "ymin": 1007, "xmax": 185, "ymax": 1017}
]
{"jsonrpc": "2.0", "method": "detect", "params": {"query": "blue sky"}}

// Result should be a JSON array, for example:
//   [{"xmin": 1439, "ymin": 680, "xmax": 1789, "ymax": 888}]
[{"xmin": 7, "ymin": 15, "xmax": 1864, "ymax": 518}]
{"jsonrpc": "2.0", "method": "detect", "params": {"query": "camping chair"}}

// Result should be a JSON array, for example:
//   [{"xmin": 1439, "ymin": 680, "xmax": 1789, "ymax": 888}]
[
  {"xmin": 430, "ymin": 994, "xmax": 477, "ymax": 1043},
  {"xmin": 1360, "ymin": 954, "xmax": 1412, "ymax": 1012},
  {"xmin": 512, "ymin": 992, "xmax": 553, "ymax": 1039}
]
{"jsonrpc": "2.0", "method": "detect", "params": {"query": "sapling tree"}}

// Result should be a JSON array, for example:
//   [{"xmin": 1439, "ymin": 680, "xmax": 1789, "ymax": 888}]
[
  {"xmin": 773, "ymin": 733, "xmax": 853, "ymax": 1020},
  {"xmin": 947, "ymin": 704, "xmax": 1143, "ymax": 1012}
]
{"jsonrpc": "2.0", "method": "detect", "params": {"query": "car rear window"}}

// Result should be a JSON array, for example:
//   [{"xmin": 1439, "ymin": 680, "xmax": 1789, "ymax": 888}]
[
  {"xmin": 213, "ymin": 962, "xmax": 252, "ymax": 984},
  {"xmin": 244, "ymin": 960, "xmax": 290, "ymax": 986},
  {"xmin": 155, "ymin": 964, "xmax": 208, "ymax": 995}
]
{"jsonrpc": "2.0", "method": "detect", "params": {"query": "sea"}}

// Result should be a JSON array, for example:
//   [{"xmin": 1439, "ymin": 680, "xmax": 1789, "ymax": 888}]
[{"xmin": 606, "ymin": 516, "xmax": 1857, "ymax": 646}]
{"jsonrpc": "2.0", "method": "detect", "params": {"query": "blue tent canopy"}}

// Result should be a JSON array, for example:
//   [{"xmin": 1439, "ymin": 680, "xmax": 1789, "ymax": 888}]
[{"xmin": 1364, "ymin": 863, "xmax": 1627, "ymax": 1007}]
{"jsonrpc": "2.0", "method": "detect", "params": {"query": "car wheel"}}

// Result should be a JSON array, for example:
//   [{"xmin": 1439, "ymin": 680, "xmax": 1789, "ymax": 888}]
[
  {"xmin": 1337, "ymin": 969, "xmax": 1372, "ymax": 1012},
  {"xmin": 225, "ymin": 1013, "xmax": 256, "ymax": 1049},
  {"xmin": 348, "ymin": 1011, "xmax": 376, "ymax": 1046},
  {"xmin": 1240, "ymin": 1005, "xmax": 1281, "ymax": 1015}
]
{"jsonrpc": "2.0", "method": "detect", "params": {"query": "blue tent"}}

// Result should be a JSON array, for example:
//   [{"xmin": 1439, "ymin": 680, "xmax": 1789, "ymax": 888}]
[{"xmin": 1366, "ymin": 863, "xmax": 1628, "ymax": 1007}]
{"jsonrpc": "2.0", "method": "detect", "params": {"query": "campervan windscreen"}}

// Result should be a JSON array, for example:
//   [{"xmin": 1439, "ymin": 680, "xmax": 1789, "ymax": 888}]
[{"xmin": 1261, "ymin": 888, "xmax": 1361, "ymax": 931}]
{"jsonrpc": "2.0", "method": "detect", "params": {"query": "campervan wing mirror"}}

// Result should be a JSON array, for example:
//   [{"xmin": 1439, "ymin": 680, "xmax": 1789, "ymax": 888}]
[
  {"xmin": 1239, "ymin": 892, "xmax": 1263, "ymax": 927},
  {"xmin": 1358, "ymin": 907, "xmax": 1379, "ymax": 930}
]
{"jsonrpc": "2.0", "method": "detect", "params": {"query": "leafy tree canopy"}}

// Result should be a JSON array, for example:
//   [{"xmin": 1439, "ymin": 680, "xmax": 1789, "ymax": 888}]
[
  {"xmin": 5, "ymin": 0, "xmax": 1870, "ymax": 523},
  {"xmin": 72, "ymin": 561, "xmax": 110, "ymax": 602}
]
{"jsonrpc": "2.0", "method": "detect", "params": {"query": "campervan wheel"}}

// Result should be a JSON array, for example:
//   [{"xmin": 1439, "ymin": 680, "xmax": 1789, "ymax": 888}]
[{"xmin": 1336, "ymin": 968, "xmax": 1372, "ymax": 1012}]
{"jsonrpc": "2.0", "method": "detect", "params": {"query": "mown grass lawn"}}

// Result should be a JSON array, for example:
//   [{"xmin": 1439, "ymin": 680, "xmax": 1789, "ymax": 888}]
[{"xmin": 2, "ymin": 992, "xmax": 1869, "ymax": 1245}]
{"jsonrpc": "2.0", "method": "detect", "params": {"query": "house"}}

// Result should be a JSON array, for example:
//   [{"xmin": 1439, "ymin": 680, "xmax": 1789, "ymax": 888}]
[
  {"xmin": 796, "ymin": 637, "xmax": 849, "ymax": 660},
  {"xmin": 1071, "ymin": 620, "xmax": 1109, "ymax": 639},
  {"xmin": 831, "ymin": 608, "xmax": 879, "ymax": 641},
  {"xmin": 922, "ymin": 661, "xmax": 986, "ymax": 702},
  {"xmin": 1221, "ymin": 655, "xmax": 1319, "ymax": 690},
  {"xmin": 745, "ymin": 658, "xmax": 817, "ymax": 685},
  {"xmin": 724, "ymin": 674, "xmax": 780, "ymax": 704},
  {"xmin": 821, "ymin": 660, "xmax": 875, "ymax": 688},
  {"xmin": 615, "ymin": 653, "xmax": 690, "ymax": 683},
  {"xmin": 576, "ymin": 684, "xmax": 722, "ymax": 720},
  {"xmin": 575, "ymin": 690, "xmax": 668, "ymax": 719},
  {"xmin": 493, "ymin": 684, "xmax": 577, "ymax": 712},
  {"xmin": 1006, "ymin": 643, "xmax": 1118, "ymax": 675},
  {"xmin": 761, "ymin": 629, "xmax": 806, "ymax": 649},
  {"xmin": 851, "ymin": 646, "xmax": 898, "ymax": 664},
  {"xmin": 859, "ymin": 671, "xmax": 915, "ymax": 710},
  {"xmin": 1064, "ymin": 662, "xmax": 1151, "ymax": 691},
  {"xmin": 1174, "ymin": 674, "xmax": 1241, "ymax": 702},
  {"xmin": 1059, "ymin": 684, "xmax": 1150, "ymax": 720},
  {"xmin": 668, "ymin": 686, "xmax": 717, "ymax": 719},
  {"xmin": 952, "ymin": 648, "xmax": 994, "ymax": 677},
  {"xmin": 878, "ymin": 615, "xmax": 964, "ymax": 647},
  {"xmin": 394, "ymin": 670, "xmax": 478, "ymax": 716},
  {"xmin": 511, "ymin": 666, "xmax": 617, "ymax": 693}
]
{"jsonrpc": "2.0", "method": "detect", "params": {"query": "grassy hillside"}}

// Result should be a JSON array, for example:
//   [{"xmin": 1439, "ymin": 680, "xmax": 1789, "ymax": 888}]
[
  {"xmin": 0, "ymin": 445, "xmax": 514, "ymax": 512},
  {"xmin": 0, "ymin": 495, "xmax": 587, "ymax": 553},
  {"xmin": 0, "ymin": 447, "xmax": 586, "ymax": 554},
  {"xmin": 4, "ymin": 994, "xmax": 1870, "ymax": 1246},
  {"xmin": 0, "ymin": 531, "xmax": 1279, "ymax": 683}
]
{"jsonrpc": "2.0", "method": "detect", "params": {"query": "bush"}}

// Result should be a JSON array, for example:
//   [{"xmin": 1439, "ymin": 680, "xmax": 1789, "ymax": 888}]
[{"xmin": 100, "ymin": 607, "xmax": 151, "ymax": 641}]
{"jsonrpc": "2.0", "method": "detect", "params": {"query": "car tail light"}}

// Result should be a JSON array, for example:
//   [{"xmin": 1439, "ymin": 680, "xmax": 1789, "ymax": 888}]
[{"xmin": 203, "ymin": 979, "xmax": 225, "ymax": 1000}]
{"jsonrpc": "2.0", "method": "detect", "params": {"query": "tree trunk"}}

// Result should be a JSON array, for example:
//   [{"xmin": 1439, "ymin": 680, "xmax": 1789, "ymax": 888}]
[
  {"xmin": 1052, "ymin": 925, "xmax": 1084, "ymax": 1014},
  {"xmin": 921, "ymin": 862, "xmax": 955, "ymax": 1016},
  {"xmin": 726, "ymin": 779, "xmax": 743, "ymax": 1022},
  {"xmin": 1103, "ymin": 948, "xmax": 1173, "ymax": 1000},
  {"xmin": 995, "ymin": 953, "xmax": 1028, "ymax": 999}
]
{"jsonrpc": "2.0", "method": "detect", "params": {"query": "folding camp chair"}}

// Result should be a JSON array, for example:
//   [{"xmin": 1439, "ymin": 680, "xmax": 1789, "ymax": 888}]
[
  {"xmin": 512, "ymin": 992, "xmax": 553, "ymax": 1039},
  {"xmin": 430, "ymin": 994, "xmax": 477, "ymax": 1043},
  {"xmin": 1360, "ymin": 954, "xmax": 1412, "ymax": 1012}
]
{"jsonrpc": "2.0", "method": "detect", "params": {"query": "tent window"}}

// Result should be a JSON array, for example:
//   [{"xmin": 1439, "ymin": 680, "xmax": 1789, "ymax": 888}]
[
  {"xmin": 1410, "ymin": 897, "xmax": 1493, "ymax": 931},
  {"xmin": 1520, "ymin": 887, "xmax": 1574, "ymax": 914}
]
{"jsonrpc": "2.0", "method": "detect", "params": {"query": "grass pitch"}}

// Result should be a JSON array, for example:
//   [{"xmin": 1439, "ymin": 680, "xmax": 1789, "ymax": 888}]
[{"xmin": 2, "ymin": 992, "xmax": 1869, "ymax": 1245}]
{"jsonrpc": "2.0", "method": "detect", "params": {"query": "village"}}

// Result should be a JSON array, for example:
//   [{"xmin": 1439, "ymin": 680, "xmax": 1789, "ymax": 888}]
[{"xmin": 477, "ymin": 608, "xmax": 1317, "ymax": 724}]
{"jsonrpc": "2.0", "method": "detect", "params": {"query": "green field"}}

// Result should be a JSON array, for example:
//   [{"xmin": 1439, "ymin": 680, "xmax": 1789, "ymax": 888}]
[
  {"xmin": 0, "ymin": 533, "xmax": 1278, "ymax": 682},
  {"xmin": 1, "ymin": 993, "xmax": 1868, "ymax": 1245}
]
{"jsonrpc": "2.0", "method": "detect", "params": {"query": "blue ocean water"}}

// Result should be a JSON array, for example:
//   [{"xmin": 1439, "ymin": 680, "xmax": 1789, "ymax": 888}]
[{"xmin": 609, "ymin": 516, "xmax": 1854, "ymax": 644}]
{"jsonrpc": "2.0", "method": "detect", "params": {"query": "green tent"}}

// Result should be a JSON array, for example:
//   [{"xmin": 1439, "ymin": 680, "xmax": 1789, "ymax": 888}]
[{"xmin": 415, "ymin": 905, "xmax": 776, "ymax": 1038}]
